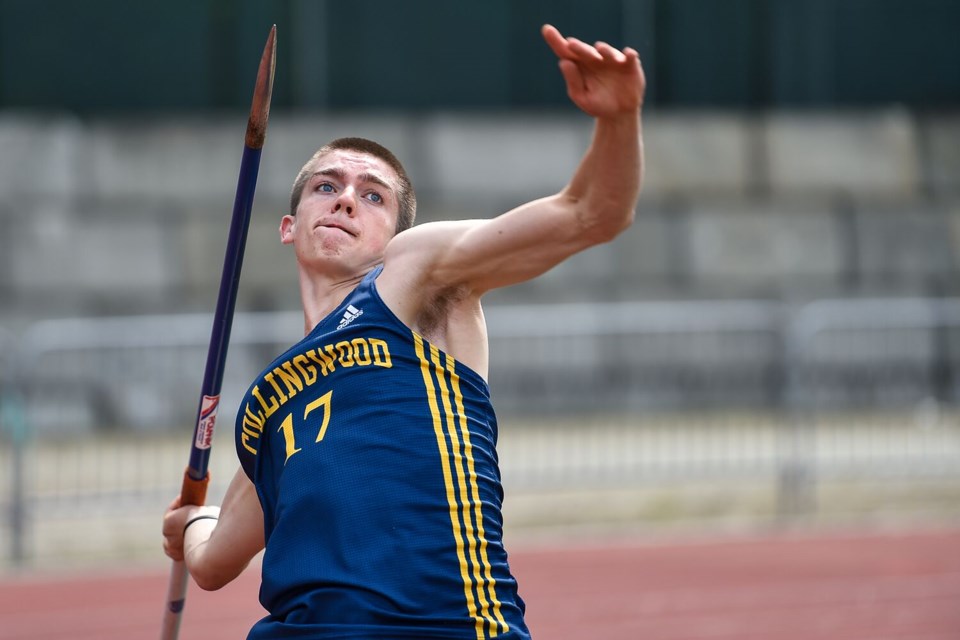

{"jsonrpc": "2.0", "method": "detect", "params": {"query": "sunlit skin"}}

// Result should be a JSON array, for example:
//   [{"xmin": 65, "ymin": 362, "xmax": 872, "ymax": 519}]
[
  {"xmin": 164, "ymin": 23, "xmax": 645, "ymax": 596},
  {"xmin": 279, "ymin": 151, "xmax": 403, "ymax": 326}
]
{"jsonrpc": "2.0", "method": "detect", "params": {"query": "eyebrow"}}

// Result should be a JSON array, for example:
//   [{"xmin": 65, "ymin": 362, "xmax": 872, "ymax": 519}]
[{"xmin": 310, "ymin": 168, "xmax": 394, "ymax": 193}]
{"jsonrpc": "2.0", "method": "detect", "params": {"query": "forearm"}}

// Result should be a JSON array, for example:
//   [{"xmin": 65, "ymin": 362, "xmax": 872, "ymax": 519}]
[
  {"xmin": 171, "ymin": 468, "xmax": 264, "ymax": 591},
  {"xmin": 563, "ymin": 111, "xmax": 643, "ymax": 241},
  {"xmin": 182, "ymin": 507, "xmax": 231, "ymax": 590}
]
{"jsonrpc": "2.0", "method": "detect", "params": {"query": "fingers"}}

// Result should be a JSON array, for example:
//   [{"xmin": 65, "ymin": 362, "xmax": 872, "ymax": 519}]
[
  {"xmin": 164, "ymin": 536, "xmax": 185, "ymax": 562},
  {"xmin": 162, "ymin": 498, "xmax": 196, "ymax": 562},
  {"xmin": 557, "ymin": 59, "xmax": 586, "ymax": 97},
  {"xmin": 542, "ymin": 24, "xmax": 637, "ymax": 68},
  {"xmin": 541, "ymin": 24, "xmax": 568, "ymax": 59},
  {"xmin": 595, "ymin": 41, "xmax": 627, "ymax": 65},
  {"xmin": 566, "ymin": 37, "xmax": 605, "ymax": 63},
  {"xmin": 162, "ymin": 512, "xmax": 185, "ymax": 561},
  {"xmin": 543, "ymin": 24, "xmax": 600, "ymax": 62}
]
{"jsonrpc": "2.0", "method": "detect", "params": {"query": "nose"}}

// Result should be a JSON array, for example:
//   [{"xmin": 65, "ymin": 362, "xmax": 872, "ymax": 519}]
[{"xmin": 332, "ymin": 187, "xmax": 357, "ymax": 215}]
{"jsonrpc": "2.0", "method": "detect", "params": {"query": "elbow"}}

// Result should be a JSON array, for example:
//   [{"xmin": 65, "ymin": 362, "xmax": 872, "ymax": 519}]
[
  {"xmin": 608, "ymin": 208, "xmax": 637, "ymax": 241},
  {"xmin": 196, "ymin": 579, "xmax": 228, "ymax": 592},
  {"xmin": 559, "ymin": 189, "xmax": 637, "ymax": 245},
  {"xmin": 583, "ymin": 206, "xmax": 636, "ymax": 245},
  {"xmin": 191, "ymin": 566, "xmax": 231, "ymax": 592},
  {"xmin": 187, "ymin": 553, "xmax": 243, "ymax": 591}
]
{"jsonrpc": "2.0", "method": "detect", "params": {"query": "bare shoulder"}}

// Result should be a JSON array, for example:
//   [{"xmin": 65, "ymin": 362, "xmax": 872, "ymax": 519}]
[
  {"xmin": 377, "ymin": 221, "xmax": 490, "ymax": 376},
  {"xmin": 385, "ymin": 219, "xmax": 477, "ymax": 264},
  {"xmin": 378, "ymin": 219, "xmax": 479, "ymax": 298}
]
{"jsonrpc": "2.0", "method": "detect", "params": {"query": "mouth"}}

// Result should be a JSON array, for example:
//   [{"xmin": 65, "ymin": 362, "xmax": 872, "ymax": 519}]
[{"xmin": 314, "ymin": 221, "xmax": 357, "ymax": 237}]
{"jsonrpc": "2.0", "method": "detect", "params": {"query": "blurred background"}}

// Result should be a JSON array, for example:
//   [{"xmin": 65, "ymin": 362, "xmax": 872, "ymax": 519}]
[{"xmin": 2, "ymin": 0, "xmax": 960, "ymax": 572}]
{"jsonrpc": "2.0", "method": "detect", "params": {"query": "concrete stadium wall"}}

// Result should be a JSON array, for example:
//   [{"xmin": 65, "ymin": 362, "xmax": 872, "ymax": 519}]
[{"xmin": 1, "ymin": 109, "xmax": 958, "ymax": 328}]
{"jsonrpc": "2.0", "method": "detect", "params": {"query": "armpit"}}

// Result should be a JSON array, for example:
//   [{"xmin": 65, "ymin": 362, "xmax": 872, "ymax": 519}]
[{"xmin": 415, "ymin": 283, "xmax": 471, "ymax": 342}]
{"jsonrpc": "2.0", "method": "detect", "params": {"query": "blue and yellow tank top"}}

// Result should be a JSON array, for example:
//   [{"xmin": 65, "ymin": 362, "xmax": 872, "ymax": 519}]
[{"xmin": 235, "ymin": 266, "xmax": 530, "ymax": 639}]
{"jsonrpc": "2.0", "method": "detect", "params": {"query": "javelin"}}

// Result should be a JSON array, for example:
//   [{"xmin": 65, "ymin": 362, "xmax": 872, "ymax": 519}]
[{"xmin": 160, "ymin": 25, "xmax": 276, "ymax": 640}]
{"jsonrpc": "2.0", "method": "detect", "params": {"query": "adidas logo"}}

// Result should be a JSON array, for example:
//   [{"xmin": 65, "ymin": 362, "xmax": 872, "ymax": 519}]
[{"xmin": 337, "ymin": 304, "xmax": 363, "ymax": 330}]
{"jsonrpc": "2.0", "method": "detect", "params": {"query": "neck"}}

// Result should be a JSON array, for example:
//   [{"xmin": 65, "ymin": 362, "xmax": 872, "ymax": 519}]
[{"xmin": 296, "ymin": 264, "xmax": 375, "ymax": 334}]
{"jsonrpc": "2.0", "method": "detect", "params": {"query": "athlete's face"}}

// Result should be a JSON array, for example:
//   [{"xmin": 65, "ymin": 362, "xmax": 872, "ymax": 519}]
[{"xmin": 280, "ymin": 150, "xmax": 401, "ymax": 271}]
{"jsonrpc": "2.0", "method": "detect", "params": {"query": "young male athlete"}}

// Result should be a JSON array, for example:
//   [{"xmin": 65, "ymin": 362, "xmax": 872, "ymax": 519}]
[{"xmin": 163, "ymin": 24, "xmax": 645, "ymax": 638}]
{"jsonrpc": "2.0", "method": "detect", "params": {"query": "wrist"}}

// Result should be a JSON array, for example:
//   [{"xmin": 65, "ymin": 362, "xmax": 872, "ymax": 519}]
[
  {"xmin": 184, "ymin": 513, "xmax": 219, "ymax": 533},
  {"xmin": 597, "ymin": 109, "xmax": 641, "ymax": 129},
  {"xmin": 183, "ymin": 505, "xmax": 221, "ymax": 535}
]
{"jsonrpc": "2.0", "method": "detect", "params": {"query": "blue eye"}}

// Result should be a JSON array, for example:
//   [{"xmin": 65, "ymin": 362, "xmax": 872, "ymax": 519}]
[
  {"xmin": 317, "ymin": 183, "xmax": 334, "ymax": 193},
  {"xmin": 368, "ymin": 192, "xmax": 383, "ymax": 204}
]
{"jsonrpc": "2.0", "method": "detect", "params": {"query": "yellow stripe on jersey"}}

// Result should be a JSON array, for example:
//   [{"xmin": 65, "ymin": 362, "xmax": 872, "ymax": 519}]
[
  {"xmin": 430, "ymin": 347, "xmax": 495, "ymax": 636},
  {"xmin": 414, "ymin": 335, "xmax": 484, "ymax": 639},
  {"xmin": 446, "ymin": 353, "xmax": 508, "ymax": 635},
  {"xmin": 414, "ymin": 334, "xmax": 506, "ymax": 639}
]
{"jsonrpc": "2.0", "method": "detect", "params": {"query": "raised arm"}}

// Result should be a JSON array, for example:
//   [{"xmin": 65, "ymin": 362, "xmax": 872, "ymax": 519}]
[
  {"xmin": 383, "ymin": 24, "xmax": 645, "ymax": 297},
  {"xmin": 544, "ymin": 23, "xmax": 645, "ymax": 242}
]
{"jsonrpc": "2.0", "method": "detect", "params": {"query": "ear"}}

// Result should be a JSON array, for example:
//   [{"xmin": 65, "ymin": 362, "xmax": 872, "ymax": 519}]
[{"xmin": 279, "ymin": 215, "xmax": 296, "ymax": 245}]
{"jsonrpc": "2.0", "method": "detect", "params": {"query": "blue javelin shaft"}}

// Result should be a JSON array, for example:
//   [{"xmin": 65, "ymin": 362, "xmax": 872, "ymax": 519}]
[
  {"xmin": 161, "ymin": 25, "xmax": 276, "ymax": 640},
  {"xmin": 186, "ymin": 143, "xmax": 261, "ymax": 481},
  {"xmin": 181, "ymin": 22, "xmax": 276, "ymax": 489}
]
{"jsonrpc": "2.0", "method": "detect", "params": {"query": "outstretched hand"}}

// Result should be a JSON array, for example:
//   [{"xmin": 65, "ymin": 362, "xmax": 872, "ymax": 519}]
[{"xmin": 542, "ymin": 24, "xmax": 645, "ymax": 119}]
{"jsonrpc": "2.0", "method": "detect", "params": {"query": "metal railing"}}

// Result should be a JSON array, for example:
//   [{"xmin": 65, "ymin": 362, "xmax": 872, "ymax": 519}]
[
  {"xmin": 3, "ymin": 298, "xmax": 960, "ymax": 566},
  {"xmin": 0, "ymin": 326, "xmax": 28, "ymax": 565}
]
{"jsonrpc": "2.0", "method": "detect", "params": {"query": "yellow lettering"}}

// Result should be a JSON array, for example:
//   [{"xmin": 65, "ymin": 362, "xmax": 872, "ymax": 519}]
[
  {"xmin": 252, "ymin": 385, "xmax": 280, "ymax": 419},
  {"xmin": 277, "ymin": 413, "xmax": 301, "ymax": 464},
  {"xmin": 370, "ymin": 338, "xmax": 392, "ymax": 368},
  {"xmin": 292, "ymin": 354, "xmax": 318, "ymax": 385},
  {"xmin": 264, "ymin": 371, "xmax": 289, "ymax": 405},
  {"xmin": 308, "ymin": 348, "xmax": 336, "ymax": 377},
  {"xmin": 241, "ymin": 423, "xmax": 261, "ymax": 442},
  {"xmin": 257, "ymin": 336, "xmax": 391, "ymax": 413},
  {"xmin": 242, "ymin": 405, "xmax": 264, "ymax": 436},
  {"xmin": 244, "ymin": 403, "xmax": 265, "ymax": 430},
  {"xmin": 336, "ymin": 341, "xmax": 355, "ymax": 367},
  {"xmin": 275, "ymin": 362, "xmax": 305, "ymax": 398},
  {"xmin": 323, "ymin": 345, "xmax": 341, "ymax": 371},
  {"xmin": 352, "ymin": 338, "xmax": 372, "ymax": 366},
  {"xmin": 304, "ymin": 390, "xmax": 333, "ymax": 443}
]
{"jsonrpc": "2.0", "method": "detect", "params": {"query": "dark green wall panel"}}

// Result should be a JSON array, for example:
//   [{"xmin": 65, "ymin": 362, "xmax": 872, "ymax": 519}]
[
  {"xmin": 1, "ymin": 0, "xmax": 214, "ymax": 110},
  {"xmin": 0, "ymin": 0, "xmax": 957, "ymax": 112}
]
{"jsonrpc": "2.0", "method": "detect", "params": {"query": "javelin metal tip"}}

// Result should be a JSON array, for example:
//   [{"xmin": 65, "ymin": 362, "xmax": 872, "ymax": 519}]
[{"xmin": 246, "ymin": 25, "xmax": 277, "ymax": 150}]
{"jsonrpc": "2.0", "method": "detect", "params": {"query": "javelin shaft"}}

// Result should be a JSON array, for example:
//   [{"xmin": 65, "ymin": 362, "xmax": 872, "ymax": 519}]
[
  {"xmin": 186, "ymin": 143, "xmax": 262, "ymax": 481},
  {"xmin": 161, "ymin": 25, "xmax": 276, "ymax": 640}
]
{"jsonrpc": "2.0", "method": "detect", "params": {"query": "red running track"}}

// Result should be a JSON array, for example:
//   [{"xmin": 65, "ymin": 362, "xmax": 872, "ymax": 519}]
[{"xmin": 1, "ymin": 528, "xmax": 957, "ymax": 639}]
